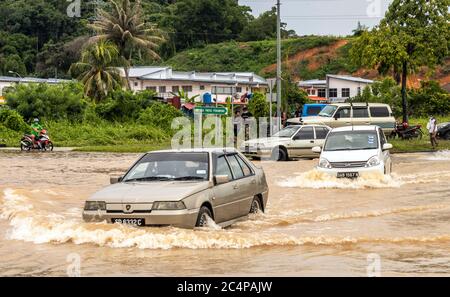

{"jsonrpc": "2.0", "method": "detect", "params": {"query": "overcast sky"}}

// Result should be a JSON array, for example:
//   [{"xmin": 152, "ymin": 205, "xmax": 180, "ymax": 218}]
[{"xmin": 239, "ymin": 0, "xmax": 393, "ymax": 36}]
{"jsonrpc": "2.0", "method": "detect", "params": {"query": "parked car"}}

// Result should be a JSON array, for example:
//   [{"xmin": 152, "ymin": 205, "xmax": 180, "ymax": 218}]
[
  {"xmin": 82, "ymin": 148, "xmax": 269, "ymax": 229},
  {"xmin": 287, "ymin": 103, "xmax": 396, "ymax": 134},
  {"xmin": 312, "ymin": 125, "xmax": 393, "ymax": 178},
  {"xmin": 302, "ymin": 104, "xmax": 327, "ymax": 117},
  {"xmin": 437, "ymin": 122, "xmax": 450, "ymax": 140},
  {"xmin": 242, "ymin": 124, "xmax": 331, "ymax": 161}
]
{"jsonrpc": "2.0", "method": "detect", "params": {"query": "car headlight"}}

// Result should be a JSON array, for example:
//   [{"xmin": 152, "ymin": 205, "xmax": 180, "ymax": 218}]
[
  {"xmin": 152, "ymin": 201, "xmax": 186, "ymax": 210},
  {"xmin": 318, "ymin": 158, "xmax": 332, "ymax": 169},
  {"xmin": 84, "ymin": 201, "xmax": 106, "ymax": 211},
  {"xmin": 366, "ymin": 156, "xmax": 380, "ymax": 167}
]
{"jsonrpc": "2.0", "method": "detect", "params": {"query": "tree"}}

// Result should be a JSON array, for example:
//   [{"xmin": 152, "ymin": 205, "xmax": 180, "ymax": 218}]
[
  {"xmin": 248, "ymin": 92, "xmax": 269, "ymax": 119},
  {"xmin": 350, "ymin": 0, "xmax": 449, "ymax": 123},
  {"xmin": 352, "ymin": 21, "xmax": 368, "ymax": 37},
  {"xmin": 89, "ymin": 0, "xmax": 165, "ymax": 89},
  {"xmin": 240, "ymin": 7, "xmax": 295, "ymax": 42},
  {"xmin": 70, "ymin": 41, "xmax": 124, "ymax": 102},
  {"xmin": 168, "ymin": 0, "xmax": 251, "ymax": 50}
]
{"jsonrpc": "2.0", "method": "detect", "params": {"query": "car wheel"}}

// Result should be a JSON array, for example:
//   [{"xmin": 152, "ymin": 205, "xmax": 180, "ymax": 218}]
[
  {"xmin": 195, "ymin": 206, "xmax": 213, "ymax": 227},
  {"xmin": 249, "ymin": 197, "xmax": 263, "ymax": 214},
  {"xmin": 271, "ymin": 147, "xmax": 288, "ymax": 161}
]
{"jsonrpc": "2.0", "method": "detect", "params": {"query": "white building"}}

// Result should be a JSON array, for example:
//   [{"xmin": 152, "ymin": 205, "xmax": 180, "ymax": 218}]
[
  {"xmin": 298, "ymin": 74, "xmax": 374, "ymax": 103},
  {"xmin": 120, "ymin": 66, "xmax": 268, "ymax": 103},
  {"xmin": 0, "ymin": 76, "xmax": 70, "ymax": 104}
]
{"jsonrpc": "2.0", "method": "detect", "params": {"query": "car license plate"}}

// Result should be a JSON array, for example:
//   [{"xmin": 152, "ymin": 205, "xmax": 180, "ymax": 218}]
[
  {"xmin": 337, "ymin": 172, "xmax": 359, "ymax": 179},
  {"xmin": 112, "ymin": 218, "xmax": 145, "ymax": 226}
]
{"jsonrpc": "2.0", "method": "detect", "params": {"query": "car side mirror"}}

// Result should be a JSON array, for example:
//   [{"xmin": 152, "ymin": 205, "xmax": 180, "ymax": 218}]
[
  {"xmin": 312, "ymin": 146, "xmax": 322, "ymax": 153},
  {"xmin": 214, "ymin": 175, "xmax": 229, "ymax": 185},
  {"xmin": 334, "ymin": 115, "xmax": 339, "ymax": 120},
  {"xmin": 110, "ymin": 176, "xmax": 123, "ymax": 184},
  {"xmin": 383, "ymin": 143, "xmax": 393, "ymax": 151}
]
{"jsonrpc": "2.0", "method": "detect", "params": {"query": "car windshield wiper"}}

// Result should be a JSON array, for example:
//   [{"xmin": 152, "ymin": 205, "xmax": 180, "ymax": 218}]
[
  {"xmin": 173, "ymin": 176, "xmax": 206, "ymax": 181},
  {"xmin": 124, "ymin": 176, "xmax": 173, "ymax": 182}
]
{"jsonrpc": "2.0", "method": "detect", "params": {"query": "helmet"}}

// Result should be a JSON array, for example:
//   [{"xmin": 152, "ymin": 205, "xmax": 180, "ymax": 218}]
[{"xmin": 33, "ymin": 118, "xmax": 39, "ymax": 123}]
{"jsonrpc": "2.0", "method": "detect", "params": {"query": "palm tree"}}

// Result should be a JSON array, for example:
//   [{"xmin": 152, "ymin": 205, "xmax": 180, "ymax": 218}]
[
  {"xmin": 70, "ymin": 41, "xmax": 124, "ymax": 102},
  {"xmin": 89, "ymin": 0, "xmax": 165, "ymax": 89}
]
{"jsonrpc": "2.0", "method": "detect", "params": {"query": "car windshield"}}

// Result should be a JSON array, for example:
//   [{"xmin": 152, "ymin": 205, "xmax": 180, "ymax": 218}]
[
  {"xmin": 324, "ymin": 131, "xmax": 379, "ymax": 151},
  {"xmin": 123, "ymin": 152, "xmax": 209, "ymax": 182},
  {"xmin": 273, "ymin": 126, "xmax": 300, "ymax": 138},
  {"xmin": 318, "ymin": 105, "xmax": 338, "ymax": 117}
]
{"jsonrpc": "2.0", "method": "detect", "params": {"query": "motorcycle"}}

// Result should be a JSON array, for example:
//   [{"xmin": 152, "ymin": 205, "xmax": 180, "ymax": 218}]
[
  {"xmin": 20, "ymin": 129, "xmax": 54, "ymax": 151},
  {"xmin": 389, "ymin": 122, "xmax": 424, "ymax": 140}
]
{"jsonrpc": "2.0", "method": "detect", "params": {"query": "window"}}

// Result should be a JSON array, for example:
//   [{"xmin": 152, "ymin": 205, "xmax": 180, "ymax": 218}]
[
  {"xmin": 123, "ymin": 152, "xmax": 209, "ymax": 182},
  {"xmin": 134, "ymin": 82, "xmax": 139, "ymax": 87},
  {"xmin": 215, "ymin": 156, "xmax": 233, "ymax": 180},
  {"xmin": 159, "ymin": 86, "xmax": 166, "ymax": 93},
  {"xmin": 315, "ymin": 127, "xmax": 330, "ymax": 139},
  {"xmin": 182, "ymin": 85, "xmax": 193, "ymax": 92},
  {"xmin": 342, "ymin": 88, "xmax": 350, "ymax": 97},
  {"xmin": 172, "ymin": 86, "xmax": 179, "ymax": 93},
  {"xmin": 329, "ymin": 88, "xmax": 338, "ymax": 98},
  {"xmin": 336, "ymin": 107, "xmax": 351, "ymax": 118},
  {"xmin": 370, "ymin": 107, "xmax": 390, "ymax": 117},
  {"xmin": 235, "ymin": 86, "xmax": 242, "ymax": 93},
  {"xmin": 357, "ymin": 87, "xmax": 361, "ymax": 95},
  {"xmin": 307, "ymin": 106, "xmax": 323, "ymax": 116},
  {"xmin": 212, "ymin": 86, "xmax": 234, "ymax": 95},
  {"xmin": 318, "ymin": 89, "xmax": 326, "ymax": 98},
  {"xmin": 146, "ymin": 86, "xmax": 157, "ymax": 92},
  {"xmin": 200, "ymin": 85, "xmax": 205, "ymax": 91},
  {"xmin": 226, "ymin": 155, "xmax": 244, "ymax": 179},
  {"xmin": 235, "ymin": 155, "xmax": 253, "ymax": 176},
  {"xmin": 353, "ymin": 107, "xmax": 369, "ymax": 118},
  {"xmin": 294, "ymin": 126, "xmax": 314, "ymax": 140}
]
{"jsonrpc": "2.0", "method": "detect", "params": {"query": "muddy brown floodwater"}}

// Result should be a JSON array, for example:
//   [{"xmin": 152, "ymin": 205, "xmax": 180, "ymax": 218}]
[{"xmin": 0, "ymin": 150, "xmax": 449, "ymax": 276}]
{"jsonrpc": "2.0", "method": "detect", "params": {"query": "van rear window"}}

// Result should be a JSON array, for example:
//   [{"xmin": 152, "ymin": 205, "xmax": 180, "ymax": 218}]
[{"xmin": 370, "ymin": 107, "xmax": 390, "ymax": 117}]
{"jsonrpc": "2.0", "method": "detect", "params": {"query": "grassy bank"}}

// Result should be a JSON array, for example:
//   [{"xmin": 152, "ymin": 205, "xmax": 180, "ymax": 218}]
[{"xmin": 1, "ymin": 117, "xmax": 449, "ymax": 153}]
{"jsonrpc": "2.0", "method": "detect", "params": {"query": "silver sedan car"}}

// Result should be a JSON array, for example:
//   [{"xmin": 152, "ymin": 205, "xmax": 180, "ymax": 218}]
[{"xmin": 83, "ymin": 148, "xmax": 269, "ymax": 228}]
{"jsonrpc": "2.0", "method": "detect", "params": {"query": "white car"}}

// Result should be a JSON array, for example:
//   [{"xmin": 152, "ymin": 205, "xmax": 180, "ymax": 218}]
[
  {"xmin": 242, "ymin": 124, "xmax": 331, "ymax": 161},
  {"xmin": 312, "ymin": 125, "xmax": 393, "ymax": 178}
]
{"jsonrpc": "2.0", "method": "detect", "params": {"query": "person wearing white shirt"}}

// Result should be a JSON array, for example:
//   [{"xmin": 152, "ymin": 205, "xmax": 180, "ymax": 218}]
[{"xmin": 426, "ymin": 116, "xmax": 438, "ymax": 149}]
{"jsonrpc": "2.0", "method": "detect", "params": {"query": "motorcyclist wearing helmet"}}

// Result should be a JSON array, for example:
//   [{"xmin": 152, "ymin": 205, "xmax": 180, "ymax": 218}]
[{"xmin": 30, "ymin": 118, "xmax": 43, "ymax": 147}]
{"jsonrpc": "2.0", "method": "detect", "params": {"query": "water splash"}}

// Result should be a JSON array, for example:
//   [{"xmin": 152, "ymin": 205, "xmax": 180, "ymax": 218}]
[
  {"xmin": 1, "ymin": 189, "xmax": 449, "ymax": 250},
  {"xmin": 424, "ymin": 150, "xmax": 450, "ymax": 161},
  {"xmin": 278, "ymin": 169, "xmax": 450, "ymax": 190}
]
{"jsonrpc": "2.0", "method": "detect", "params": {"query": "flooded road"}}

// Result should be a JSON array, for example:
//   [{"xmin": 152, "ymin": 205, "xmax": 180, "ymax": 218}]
[{"xmin": 0, "ymin": 150, "xmax": 449, "ymax": 276}]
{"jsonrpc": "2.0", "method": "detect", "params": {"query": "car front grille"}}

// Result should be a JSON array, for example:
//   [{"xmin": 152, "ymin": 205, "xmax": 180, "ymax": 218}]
[
  {"xmin": 106, "ymin": 210, "xmax": 152, "ymax": 214},
  {"xmin": 330, "ymin": 161, "xmax": 367, "ymax": 168}
]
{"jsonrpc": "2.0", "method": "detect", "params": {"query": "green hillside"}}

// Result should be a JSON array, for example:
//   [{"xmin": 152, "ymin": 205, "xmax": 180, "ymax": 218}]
[{"xmin": 163, "ymin": 36, "xmax": 344, "ymax": 77}]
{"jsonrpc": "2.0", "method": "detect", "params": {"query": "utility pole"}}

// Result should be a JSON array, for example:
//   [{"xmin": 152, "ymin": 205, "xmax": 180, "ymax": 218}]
[{"xmin": 276, "ymin": 0, "xmax": 282, "ymax": 130}]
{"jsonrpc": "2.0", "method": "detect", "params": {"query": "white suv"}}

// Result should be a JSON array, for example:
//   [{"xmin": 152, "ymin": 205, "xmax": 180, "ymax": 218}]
[{"xmin": 312, "ymin": 125, "xmax": 393, "ymax": 178}]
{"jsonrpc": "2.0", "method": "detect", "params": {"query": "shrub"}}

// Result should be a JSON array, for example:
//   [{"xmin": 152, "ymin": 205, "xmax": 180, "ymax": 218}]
[
  {"xmin": 95, "ymin": 90, "xmax": 157, "ymax": 122},
  {"xmin": 138, "ymin": 103, "xmax": 184, "ymax": 131},
  {"xmin": 5, "ymin": 82, "xmax": 86, "ymax": 121},
  {"xmin": 0, "ymin": 109, "xmax": 27, "ymax": 132}
]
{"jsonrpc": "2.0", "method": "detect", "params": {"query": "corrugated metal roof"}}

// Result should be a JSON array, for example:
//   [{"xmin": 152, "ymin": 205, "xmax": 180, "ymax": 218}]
[
  {"xmin": 0, "ymin": 76, "xmax": 70, "ymax": 84},
  {"xmin": 298, "ymin": 79, "xmax": 327, "ymax": 86},
  {"xmin": 121, "ymin": 67, "xmax": 268, "ymax": 85},
  {"xmin": 326, "ymin": 74, "xmax": 373, "ymax": 84}
]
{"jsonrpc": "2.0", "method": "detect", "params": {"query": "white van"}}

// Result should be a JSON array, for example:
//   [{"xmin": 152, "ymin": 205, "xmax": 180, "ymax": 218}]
[{"xmin": 287, "ymin": 103, "xmax": 396, "ymax": 134}]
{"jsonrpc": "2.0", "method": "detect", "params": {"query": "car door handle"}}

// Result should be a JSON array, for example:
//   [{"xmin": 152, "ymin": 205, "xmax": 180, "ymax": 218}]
[
  {"xmin": 251, "ymin": 179, "xmax": 256, "ymax": 184},
  {"xmin": 310, "ymin": 140, "xmax": 314, "ymax": 143},
  {"xmin": 233, "ymin": 184, "xmax": 239, "ymax": 190}
]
